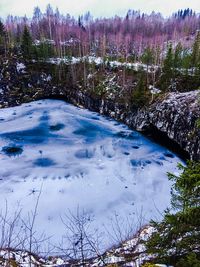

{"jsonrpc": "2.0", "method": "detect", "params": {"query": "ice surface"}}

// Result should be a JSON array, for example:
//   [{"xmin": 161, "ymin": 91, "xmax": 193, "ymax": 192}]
[{"xmin": 0, "ymin": 99, "xmax": 182, "ymax": 252}]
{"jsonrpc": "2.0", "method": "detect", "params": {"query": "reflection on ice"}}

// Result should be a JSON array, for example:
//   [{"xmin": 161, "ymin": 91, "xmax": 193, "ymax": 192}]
[
  {"xmin": 33, "ymin": 157, "xmax": 56, "ymax": 167},
  {"xmin": 0, "ymin": 99, "xmax": 182, "ymax": 250},
  {"xmin": 2, "ymin": 145, "xmax": 23, "ymax": 156},
  {"xmin": 49, "ymin": 123, "xmax": 65, "ymax": 131}
]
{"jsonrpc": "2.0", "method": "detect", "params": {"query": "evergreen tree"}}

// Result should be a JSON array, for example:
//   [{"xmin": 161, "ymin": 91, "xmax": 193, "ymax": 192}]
[
  {"xmin": 36, "ymin": 42, "xmax": 55, "ymax": 60},
  {"xmin": 15, "ymin": 25, "xmax": 21, "ymax": 45},
  {"xmin": 181, "ymin": 48, "xmax": 191, "ymax": 74},
  {"xmin": 191, "ymin": 31, "xmax": 200, "ymax": 74},
  {"xmin": 131, "ymin": 71, "xmax": 150, "ymax": 107},
  {"xmin": 174, "ymin": 42, "xmax": 183, "ymax": 69},
  {"xmin": 21, "ymin": 25, "xmax": 33, "ymax": 59},
  {"xmin": 163, "ymin": 43, "xmax": 174, "ymax": 76},
  {"xmin": 0, "ymin": 20, "xmax": 5, "ymax": 47},
  {"xmin": 146, "ymin": 161, "xmax": 200, "ymax": 266},
  {"xmin": 141, "ymin": 47, "xmax": 154, "ymax": 66},
  {"xmin": 0, "ymin": 20, "xmax": 8, "ymax": 56},
  {"xmin": 160, "ymin": 43, "xmax": 174, "ymax": 90},
  {"xmin": 78, "ymin": 16, "xmax": 82, "ymax": 27},
  {"xmin": 0, "ymin": 20, "xmax": 5, "ymax": 37},
  {"xmin": 141, "ymin": 46, "xmax": 154, "ymax": 87}
]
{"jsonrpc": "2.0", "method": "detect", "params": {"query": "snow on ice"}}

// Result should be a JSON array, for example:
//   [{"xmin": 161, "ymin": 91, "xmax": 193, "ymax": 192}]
[{"xmin": 0, "ymin": 99, "xmax": 182, "ymax": 252}]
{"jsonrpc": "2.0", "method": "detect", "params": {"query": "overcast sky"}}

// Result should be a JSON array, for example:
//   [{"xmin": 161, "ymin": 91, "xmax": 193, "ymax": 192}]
[{"xmin": 0, "ymin": 0, "xmax": 200, "ymax": 18}]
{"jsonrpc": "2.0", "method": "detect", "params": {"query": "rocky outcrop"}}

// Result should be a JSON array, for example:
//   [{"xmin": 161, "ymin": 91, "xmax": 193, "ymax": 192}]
[
  {"xmin": 132, "ymin": 91, "xmax": 200, "ymax": 160},
  {"xmin": 0, "ymin": 59, "xmax": 199, "ymax": 160},
  {"xmin": 91, "ymin": 90, "xmax": 200, "ymax": 160}
]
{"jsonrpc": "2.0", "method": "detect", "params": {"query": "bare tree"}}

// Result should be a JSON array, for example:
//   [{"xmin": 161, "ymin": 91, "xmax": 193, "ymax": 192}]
[
  {"xmin": 20, "ymin": 184, "xmax": 51, "ymax": 266},
  {"xmin": 58, "ymin": 207, "xmax": 104, "ymax": 266},
  {"xmin": 103, "ymin": 207, "xmax": 146, "ymax": 247},
  {"xmin": 0, "ymin": 201, "xmax": 24, "ymax": 265}
]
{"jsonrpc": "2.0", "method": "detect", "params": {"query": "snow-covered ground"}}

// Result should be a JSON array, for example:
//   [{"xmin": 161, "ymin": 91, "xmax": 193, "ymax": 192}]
[
  {"xmin": 46, "ymin": 55, "xmax": 197, "ymax": 75},
  {"xmin": 46, "ymin": 56, "xmax": 158, "ymax": 72},
  {"xmin": 0, "ymin": 228, "xmax": 173, "ymax": 267},
  {"xmin": 0, "ymin": 99, "xmax": 182, "ymax": 253}
]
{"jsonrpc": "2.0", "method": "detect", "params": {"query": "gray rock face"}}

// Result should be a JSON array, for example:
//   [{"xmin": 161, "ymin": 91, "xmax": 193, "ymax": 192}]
[
  {"xmin": 134, "ymin": 91, "xmax": 200, "ymax": 160},
  {"xmin": 96, "ymin": 91, "xmax": 200, "ymax": 160}
]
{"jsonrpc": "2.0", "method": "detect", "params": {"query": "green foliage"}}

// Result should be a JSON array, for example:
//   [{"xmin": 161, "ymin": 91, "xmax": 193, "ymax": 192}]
[
  {"xmin": 117, "ymin": 57, "xmax": 126, "ymax": 63},
  {"xmin": 196, "ymin": 118, "xmax": 200, "ymax": 128},
  {"xmin": 158, "ymin": 36, "xmax": 200, "ymax": 91},
  {"xmin": 141, "ymin": 47, "xmax": 154, "ymax": 66},
  {"xmin": 0, "ymin": 20, "xmax": 5, "ymax": 37},
  {"xmin": 168, "ymin": 161, "xmax": 200, "ymax": 211},
  {"xmin": 0, "ymin": 20, "xmax": 6, "ymax": 49},
  {"xmin": 163, "ymin": 43, "xmax": 173, "ymax": 75},
  {"xmin": 141, "ymin": 263, "xmax": 157, "ymax": 267},
  {"xmin": 21, "ymin": 26, "xmax": 34, "ymax": 59},
  {"xmin": 191, "ymin": 31, "xmax": 200, "ymax": 71},
  {"xmin": 34, "ymin": 42, "xmax": 55, "ymax": 60},
  {"xmin": 191, "ymin": 31, "xmax": 200, "ymax": 75},
  {"xmin": 94, "ymin": 83, "xmax": 107, "ymax": 96},
  {"xmin": 146, "ymin": 161, "xmax": 200, "ymax": 266},
  {"xmin": 159, "ymin": 43, "xmax": 174, "ymax": 90},
  {"xmin": 127, "ymin": 53, "xmax": 137, "ymax": 63},
  {"xmin": 181, "ymin": 48, "xmax": 192, "ymax": 73},
  {"xmin": 174, "ymin": 42, "xmax": 183, "ymax": 69},
  {"xmin": 131, "ymin": 72, "xmax": 150, "ymax": 107},
  {"xmin": 177, "ymin": 253, "xmax": 200, "ymax": 267}
]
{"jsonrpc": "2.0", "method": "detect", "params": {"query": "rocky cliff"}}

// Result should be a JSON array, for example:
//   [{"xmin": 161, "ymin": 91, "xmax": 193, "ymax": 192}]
[
  {"xmin": 129, "ymin": 90, "xmax": 200, "ymax": 160},
  {"xmin": 0, "ymin": 59, "xmax": 199, "ymax": 160},
  {"xmin": 83, "ymin": 90, "xmax": 199, "ymax": 160}
]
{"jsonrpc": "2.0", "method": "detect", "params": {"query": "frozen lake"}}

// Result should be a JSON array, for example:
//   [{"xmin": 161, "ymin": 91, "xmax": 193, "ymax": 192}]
[{"xmin": 0, "ymin": 99, "xmax": 181, "ymax": 252}]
